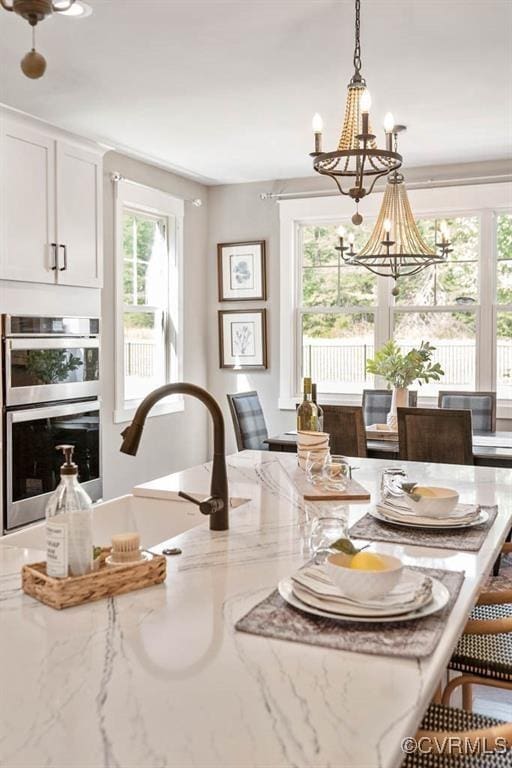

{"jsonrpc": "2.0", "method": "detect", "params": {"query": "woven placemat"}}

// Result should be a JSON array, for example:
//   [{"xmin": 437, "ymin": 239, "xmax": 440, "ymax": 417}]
[
  {"xmin": 235, "ymin": 567, "xmax": 464, "ymax": 660},
  {"xmin": 348, "ymin": 506, "xmax": 498, "ymax": 552}
]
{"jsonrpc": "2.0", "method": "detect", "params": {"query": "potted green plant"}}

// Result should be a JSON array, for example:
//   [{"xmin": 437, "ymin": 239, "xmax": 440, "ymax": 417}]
[{"xmin": 366, "ymin": 341, "xmax": 444, "ymax": 429}]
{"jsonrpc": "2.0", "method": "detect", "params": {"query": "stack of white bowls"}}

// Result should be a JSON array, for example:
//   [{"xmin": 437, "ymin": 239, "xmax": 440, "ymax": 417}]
[{"xmin": 297, "ymin": 430, "xmax": 330, "ymax": 470}]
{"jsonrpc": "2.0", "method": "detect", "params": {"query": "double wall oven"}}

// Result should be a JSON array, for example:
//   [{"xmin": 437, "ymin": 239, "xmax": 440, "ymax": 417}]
[{"xmin": 1, "ymin": 315, "xmax": 102, "ymax": 532}]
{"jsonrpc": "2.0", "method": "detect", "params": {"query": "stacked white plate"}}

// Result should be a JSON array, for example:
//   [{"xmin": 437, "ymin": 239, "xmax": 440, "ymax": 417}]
[
  {"xmin": 278, "ymin": 564, "xmax": 449, "ymax": 623},
  {"xmin": 372, "ymin": 498, "xmax": 488, "ymax": 530}
]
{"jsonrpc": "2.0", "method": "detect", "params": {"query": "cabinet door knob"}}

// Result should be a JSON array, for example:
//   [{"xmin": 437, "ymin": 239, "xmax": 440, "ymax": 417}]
[
  {"xmin": 59, "ymin": 244, "xmax": 68, "ymax": 271},
  {"xmin": 50, "ymin": 243, "xmax": 58, "ymax": 271}
]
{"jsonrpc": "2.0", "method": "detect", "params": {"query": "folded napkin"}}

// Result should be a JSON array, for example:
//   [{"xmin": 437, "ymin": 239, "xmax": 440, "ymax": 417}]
[
  {"xmin": 377, "ymin": 499, "xmax": 480, "ymax": 526},
  {"xmin": 291, "ymin": 565, "xmax": 432, "ymax": 611}
]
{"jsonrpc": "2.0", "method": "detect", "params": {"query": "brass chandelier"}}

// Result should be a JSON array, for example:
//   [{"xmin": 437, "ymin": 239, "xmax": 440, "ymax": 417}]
[
  {"xmin": 336, "ymin": 126, "xmax": 452, "ymax": 295},
  {"xmin": 0, "ymin": 0, "xmax": 77, "ymax": 78},
  {"xmin": 310, "ymin": 0, "xmax": 402, "ymax": 224}
]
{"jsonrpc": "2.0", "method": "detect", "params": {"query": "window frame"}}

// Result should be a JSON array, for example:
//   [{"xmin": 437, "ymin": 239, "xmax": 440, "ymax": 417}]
[
  {"xmin": 495, "ymin": 212, "xmax": 512, "ymax": 400},
  {"xmin": 279, "ymin": 181, "xmax": 512, "ymax": 418},
  {"xmin": 114, "ymin": 179, "xmax": 184, "ymax": 423}
]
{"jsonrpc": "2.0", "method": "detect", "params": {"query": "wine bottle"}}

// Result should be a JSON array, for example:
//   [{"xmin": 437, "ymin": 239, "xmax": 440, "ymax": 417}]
[
  {"xmin": 312, "ymin": 383, "xmax": 324, "ymax": 431},
  {"xmin": 297, "ymin": 377, "xmax": 319, "ymax": 431}
]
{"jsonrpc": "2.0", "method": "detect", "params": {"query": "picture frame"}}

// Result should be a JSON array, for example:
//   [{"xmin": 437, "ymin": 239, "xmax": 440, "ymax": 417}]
[
  {"xmin": 218, "ymin": 309, "xmax": 268, "ymax": 369},
  {"xmin": 217, "ymin": 240, "xmax": 266, "ymax": 301}
]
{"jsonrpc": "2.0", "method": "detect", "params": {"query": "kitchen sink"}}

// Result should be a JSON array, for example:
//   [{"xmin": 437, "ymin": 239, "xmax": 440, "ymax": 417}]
[{"xmin": 0, "ymin": 493, "xmax": 204, "ymax": 551}]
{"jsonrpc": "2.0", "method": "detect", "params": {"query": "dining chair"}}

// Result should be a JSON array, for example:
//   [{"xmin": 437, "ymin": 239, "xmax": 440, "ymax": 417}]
[
  {"xmin": 403, "ymin": 703, "xmax": 512, "ymax": 766},
  {"xmin": 404, "ymin": 561, "xmax": 512, "ymax": 765},
  {"xmin": 443, "ymin": 542, "xmax": 512, "ymax": 712},
  {"xmin": 322, "ymin": 405, "xmax": 367, "ymax": 458},
  {"xmin": 397, "ymin": 407, "xmax": 474, "ymax": 465},
  {"xmin": 362, "ymin": 389, "xmax": 417, "ymax": 426},
  {"xmin": 227, "ymin": 391, "xmax": 269, "ymax": 451},
  {"xmin": 438, "ymin": 390, "xmax": 496, "ymax": 433}
]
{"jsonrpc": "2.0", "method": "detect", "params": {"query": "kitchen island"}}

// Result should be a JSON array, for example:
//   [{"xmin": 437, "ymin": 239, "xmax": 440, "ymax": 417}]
[{"xmin": 1, "ymin": 451, "xmax": 511, "ymax": 768}]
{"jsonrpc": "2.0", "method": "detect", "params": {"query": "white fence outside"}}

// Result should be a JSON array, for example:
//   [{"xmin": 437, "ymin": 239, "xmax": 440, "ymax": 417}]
[
  {"xmin": 302, "ymin": 339, "xmax": 512, "ymax": 396},
  {"xmin": 124, "ymin": 338, "xmax": 512, "ymax": 398}
]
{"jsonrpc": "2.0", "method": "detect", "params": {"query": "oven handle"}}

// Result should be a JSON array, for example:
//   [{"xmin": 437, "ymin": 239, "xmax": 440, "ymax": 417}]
[
  {"xmin": 7, "ymin": 337, "xmax": 100, "ymax": 351},
  {"xmin": 8, "ymin": 400, "xmax": 100, "ymax": 424}
]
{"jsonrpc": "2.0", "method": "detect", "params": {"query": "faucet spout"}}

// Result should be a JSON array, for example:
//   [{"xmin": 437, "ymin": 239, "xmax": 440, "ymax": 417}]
[{"xmin": 120, "ymin": 383, "xmax": 229, "ymax": 531}]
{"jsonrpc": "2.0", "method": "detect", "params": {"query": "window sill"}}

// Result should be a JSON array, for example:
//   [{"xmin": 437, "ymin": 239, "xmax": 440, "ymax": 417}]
[{"xmin": 114, "ymin": 395, "xmax": 184, "ymax": 425}]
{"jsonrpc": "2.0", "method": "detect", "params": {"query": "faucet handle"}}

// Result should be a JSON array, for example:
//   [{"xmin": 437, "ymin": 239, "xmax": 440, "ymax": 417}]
[{"xmin": 178, "ymin": 491, "xmax": 224, "ymax": 517}]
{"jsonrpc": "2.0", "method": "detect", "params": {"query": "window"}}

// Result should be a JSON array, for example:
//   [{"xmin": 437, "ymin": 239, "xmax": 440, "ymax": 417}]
[
  {"xmin": 115, "ymin": 180, "xmax": 183, "ymax": 422},
  {"xmin": 301, "ymin": 222, "xmax": 376, "ymax": 393},
  {"xmin": 392, "ymin": 216, "xmax": 479, "ymax": 396},
  {"xmin": 279, "ymin": 183, "xmax": 512, "ymax": 415},
  {"xmin": 496, "ymin": 213, "xmax": 512, "ymax": 400}
]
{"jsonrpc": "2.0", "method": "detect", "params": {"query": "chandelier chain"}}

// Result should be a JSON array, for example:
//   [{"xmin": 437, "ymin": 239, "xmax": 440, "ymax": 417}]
[{"xmin": 353, "ymin": 0, "xmax": 362, "ymax": 76}]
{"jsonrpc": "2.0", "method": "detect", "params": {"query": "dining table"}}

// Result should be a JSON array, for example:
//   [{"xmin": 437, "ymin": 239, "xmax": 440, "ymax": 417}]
[{"xmin": 264, "ymin": 431, "xmax": 512, "ymax": 468}]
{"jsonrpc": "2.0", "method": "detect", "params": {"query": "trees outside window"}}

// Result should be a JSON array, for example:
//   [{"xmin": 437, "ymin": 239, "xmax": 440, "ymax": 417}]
[{"xmin": 298, "ymin": 210, "xmax": 512, "ymax": 400}]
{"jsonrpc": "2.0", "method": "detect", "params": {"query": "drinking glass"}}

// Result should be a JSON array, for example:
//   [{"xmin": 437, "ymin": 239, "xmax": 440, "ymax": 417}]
[
  {"xmin": 309, "ymin": 516, "xmax": 346, "ymax": 563},
  {"xmin": 305, "ymin": 450, "xmax": 328, "ymax": 485},
  {"xmin": 322, "ymin": 454, "xmax": 351, "ymax": 490},
  {"xmin": 380, "ymin": 466, "xmax": 408, "ymax": 501}
]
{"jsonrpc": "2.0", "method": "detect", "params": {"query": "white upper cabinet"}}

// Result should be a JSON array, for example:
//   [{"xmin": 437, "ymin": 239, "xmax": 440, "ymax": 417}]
[
  {"xmin": 0, "ymin": 114, "xmax": 103, "ymax": 288},
  {"xmin": 56, "ymin": 142, "xmax": 102, "ymax": 288},
  {"xmin": 0, "ymin": 121, "xmax": 57, "ymax": 284}
]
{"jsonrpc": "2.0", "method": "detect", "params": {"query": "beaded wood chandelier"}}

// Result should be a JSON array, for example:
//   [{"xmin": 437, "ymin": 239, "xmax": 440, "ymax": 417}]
[
  {"xmin": 336, "ymin": 129, "xmax": 453, "ymax": 295},
  {"xmin": 0, "ymin": 0, "xmax": 76, "ymax": 78},
  {"xmin": 310, "ymin": 0, "xmax": 402, "ymax": 224}
]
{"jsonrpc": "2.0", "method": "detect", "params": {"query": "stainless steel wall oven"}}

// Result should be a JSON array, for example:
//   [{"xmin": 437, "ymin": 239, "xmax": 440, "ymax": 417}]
[{"xmin": 2, "ymin": 315, "xmax": 102, "ymax": 532}]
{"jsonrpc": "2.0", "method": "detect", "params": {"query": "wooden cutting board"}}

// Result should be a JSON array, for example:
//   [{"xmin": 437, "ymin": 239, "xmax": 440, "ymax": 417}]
[{"xmin": 291, "ymin": 466, "xmax": 371, "ymax": 502}]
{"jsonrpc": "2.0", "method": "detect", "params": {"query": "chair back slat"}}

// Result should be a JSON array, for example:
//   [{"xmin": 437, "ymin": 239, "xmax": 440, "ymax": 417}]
[
  {"xmin": 398, "ymin": 407, "xmax": 473, "ymax": 465},
  {"xmin": 438, "ymin": 390, "xmax": 496, "ymax": 433},
  {"xmin": 227, "ymin": 391, "xmax": 268, "ymax": 451},
  {"xmin": 322, "ymin": 405, "xmax": 367, "ymax": 458}
]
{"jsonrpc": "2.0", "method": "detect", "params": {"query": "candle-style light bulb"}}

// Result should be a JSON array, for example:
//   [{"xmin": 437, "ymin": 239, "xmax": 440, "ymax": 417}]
[
  {"xmin": 312, "ymin": 113, "xmax": 323, "ymax": 153},
  {"xmin": 384, "ymin": 112, "xmax": 394, "ymax": 133},
  {"xmin": 312, "ymin": 113, "xmax": 323, "ymax": 134},
  {"xmin": 360, "ymin": 90, "xmax": 371, "ymax": 136},
  {"xmin": 348, "ymin": 232, "xmax": 355, "ymax": 244},
  {"xmin": 440, "ymin": 220, "xmax": 450, "ymax": 241},
  {"xmin": 360, "ymin": 89, "xmax": 372, "ymax": 113},
  {"xmin": 336, "ymin": 225, "xmax": 346, "ymax": 239},
  {"xmin": 384, "ymin": 218, "xmax": 392, "ymax": 235}
]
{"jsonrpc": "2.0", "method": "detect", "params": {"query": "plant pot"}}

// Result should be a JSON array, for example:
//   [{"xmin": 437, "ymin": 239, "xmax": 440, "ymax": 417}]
[{"xmin": 386, "ymin": 387, "xmax": 408, "ymax": 431}]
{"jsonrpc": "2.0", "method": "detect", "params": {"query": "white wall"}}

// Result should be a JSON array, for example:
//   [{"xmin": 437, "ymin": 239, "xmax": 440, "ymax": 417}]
[
  {"xmin": 207, "ymin": 160, "xmax": 512, "ymax": 452},
  {"xmin": 101, "ymin": 152, "xmax": 210, "ymax": 498}
]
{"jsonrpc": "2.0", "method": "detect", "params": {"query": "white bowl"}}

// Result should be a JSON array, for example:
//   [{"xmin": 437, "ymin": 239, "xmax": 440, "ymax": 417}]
[
  {"xmin": 402, "ymin": 486, "xmax": 459, "ymax": 519},
  {"xmin": 325, "ymin": 551, "xmax": 403, "ymax": 601}
]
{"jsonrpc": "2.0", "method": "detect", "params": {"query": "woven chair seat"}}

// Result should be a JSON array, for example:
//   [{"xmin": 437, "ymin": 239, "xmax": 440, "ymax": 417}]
[
  {"xmin": 449, "ymin": 603, "xmax": 512, "ymax": 683},
  {"xmin": 403, "ymin": 703, "xmax": 511, "ymax": 767},
  {"xmin": 485, "ymin": 553, "xmax": 512, "ymax": 595}
]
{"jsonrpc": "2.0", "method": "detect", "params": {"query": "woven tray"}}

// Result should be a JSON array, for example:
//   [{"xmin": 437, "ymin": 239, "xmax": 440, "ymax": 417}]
[
  {"xmin": 22, "ymin": 548, "xmax": 166, "ymax": 610},
  {"xmin": 366, "ymin": 424, "xmax": 399, "ymax": 441}
]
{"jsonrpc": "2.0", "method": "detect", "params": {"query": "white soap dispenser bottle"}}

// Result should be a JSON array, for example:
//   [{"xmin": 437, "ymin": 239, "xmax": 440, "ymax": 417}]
[{"xmin": 46, "ymin": 444, "xmax": 93, "ymax": 578}]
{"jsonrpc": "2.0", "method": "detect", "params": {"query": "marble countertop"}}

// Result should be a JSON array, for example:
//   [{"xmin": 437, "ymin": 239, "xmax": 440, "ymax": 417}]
[{"xmin": 1, "ymin": 451, "xmax": 511, "ymax": 768}]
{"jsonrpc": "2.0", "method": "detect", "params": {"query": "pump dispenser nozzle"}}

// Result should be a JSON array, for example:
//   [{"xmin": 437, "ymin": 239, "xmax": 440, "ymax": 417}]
[{"xmin": 55, "ymin": 444, "xmax": 78, "ymax": 475}]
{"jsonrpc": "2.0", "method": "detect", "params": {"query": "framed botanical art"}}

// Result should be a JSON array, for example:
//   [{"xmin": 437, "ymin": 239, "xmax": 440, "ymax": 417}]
[
  {"xmin": 218, "ymin": 309, "xmax": 268, "ymax": 369},
  {"xmin": 217, "ymin": 240, "xmax": 266, "ymax": 301}
]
